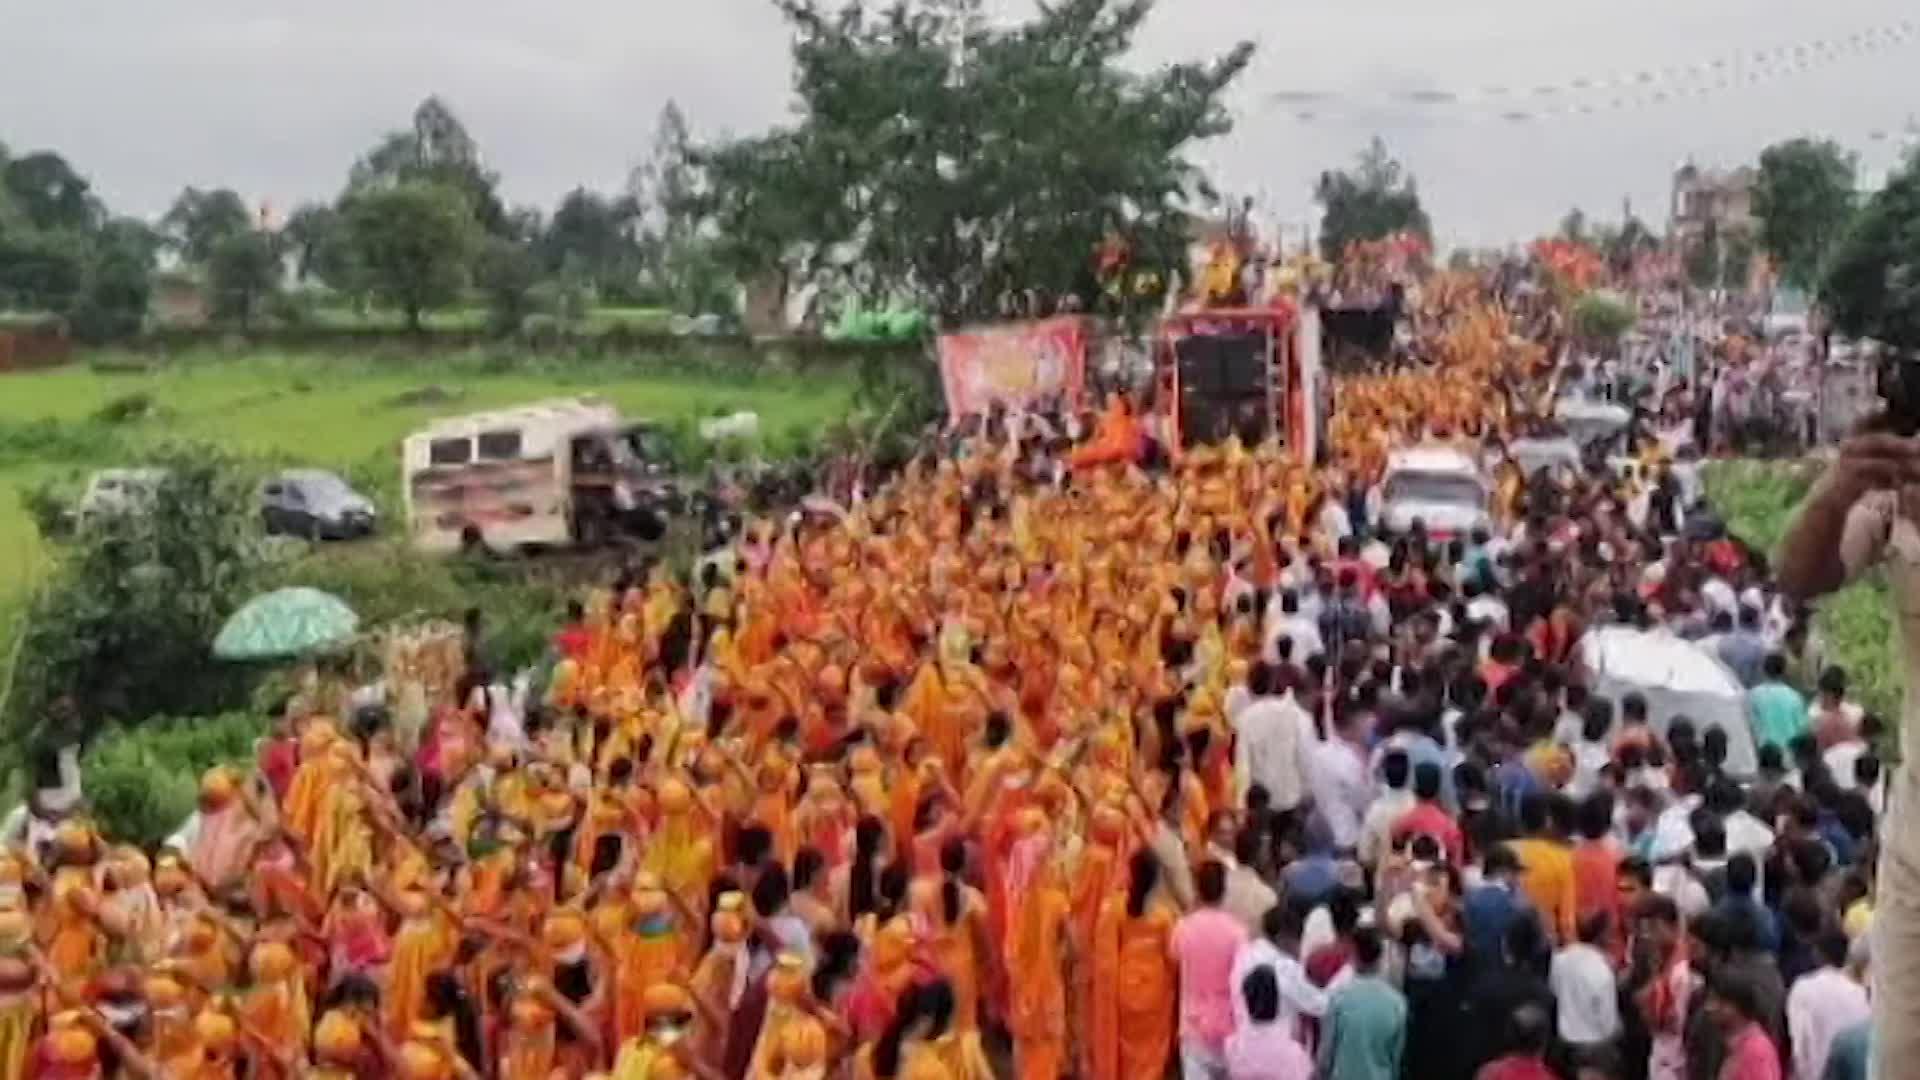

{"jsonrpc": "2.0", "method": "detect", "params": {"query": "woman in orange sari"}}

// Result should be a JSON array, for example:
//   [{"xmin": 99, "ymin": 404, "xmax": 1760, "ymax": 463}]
[
  {"xmin": 1002, "ymin": 813, "xmax": 1071, "ymax": 1080},
  {"xmin": 1085, "ymin": 851, "xmax": 1176, "ymax": 1080},
  {"xmin": 384, "ymin": 888, "xmax": 457, "ymax": 1040},
  {"xmin": 238, "ymin": 942, "xmax": 310, "ymax": 1078}
]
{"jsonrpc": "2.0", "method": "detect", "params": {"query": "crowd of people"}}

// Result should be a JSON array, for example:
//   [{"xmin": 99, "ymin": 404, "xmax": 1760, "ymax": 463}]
[{"xmin": 0, "ymin": 286, "xmax": 1889, "ymax": 1080}]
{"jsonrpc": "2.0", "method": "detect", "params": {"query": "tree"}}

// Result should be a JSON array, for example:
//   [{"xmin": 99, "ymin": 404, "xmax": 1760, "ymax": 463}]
[
  {"xmin": 541, "ymin": 187, "xmax": 643, "ymax": 300},
  {"xmin": 1823, "ymin": 152, "xmax": 1920, "ymax": 349},
  {"xmin": 1, "ymin": 151, "xmax": 100, "ymax": 233},
  {"xmin": 67, "ymin": 218, "xmax": 158, "ymax": 342},
  {"xmin": 684, "ymin": 0, "xmax": 1253, "ymax": 323},
  {"xmin": 281, "ymin": 202, "xmax": 360, "ymax": 294},
  {"xmin": 343, "ymin": 182, "xmax": 478, "ymax": 330},
  {"xmin": 1753, "ymin": 137, "xmax": 1857, "ymax": 290},
  {"xmin": 1314, "ymin": 138, "xmax": 1432, "ymax": 260},
  {"xmin": 160, "ymin": 187, "xmax": 253, "ymax": 265},
  {"xmin": 1571, "ymin": 290, "xmax": 1636, "ymax": 346},
  {"xmin": 206, "ymin": 230, "xmax": 281, "ymax": 330},
  {"xmin": 475, "ymin": 235, "xmax": 541, "ymax": 333},
  {"xmin": 1558, "ymin": 208, "xmax": 1588, "ymax": 243},
  {"xmin": 349, "ymin": 96, "xmax": 508, "ymax": 236},
  {"xmin": 5, "ymin": 446, "xmax": 261, "ymax": 760}
]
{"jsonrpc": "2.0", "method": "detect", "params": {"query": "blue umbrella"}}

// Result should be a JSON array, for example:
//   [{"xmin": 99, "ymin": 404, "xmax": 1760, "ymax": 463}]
[{"xmin": 213, "ymin": 587, "xmax": 359, "ymax": 660}]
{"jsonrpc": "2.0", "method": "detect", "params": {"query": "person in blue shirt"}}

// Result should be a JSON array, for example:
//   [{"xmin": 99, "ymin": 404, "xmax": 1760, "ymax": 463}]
[
  {"xmin": 1710, "ymin": 852, "xmax": 1780, "ymax": 953},
  {"xmin": 1748, "ymin": 653, "xmax": 1809, "ymax": 753},
  {"xmin": 1462, "ymin": 845, "xmax": 1533, "ymax": 979}
]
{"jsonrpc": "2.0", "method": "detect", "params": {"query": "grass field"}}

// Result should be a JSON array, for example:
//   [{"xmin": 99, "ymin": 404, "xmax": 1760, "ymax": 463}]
[{"xmin": 0, "ymin": 348, "xmax": 863, "ymax": 701}]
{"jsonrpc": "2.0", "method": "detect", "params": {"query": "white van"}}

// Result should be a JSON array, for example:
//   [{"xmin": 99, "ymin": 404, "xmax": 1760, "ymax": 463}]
[
  {"xmin": 401, "ymin": 397, "xmax": 677, "ymax": 553},
  {"xmin": 1376, "ymin": 445, "xmax": 1491, "ymax": 540}
]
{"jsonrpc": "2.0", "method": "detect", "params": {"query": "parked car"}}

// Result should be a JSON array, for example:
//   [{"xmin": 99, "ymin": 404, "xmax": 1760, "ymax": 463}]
[
  {"xmin": 74, "ymin": 468, "xmax": 169, "ymax": 528},
  {"xmin": 260, "ymin": 469, "xmax": 377, "ymax": 540}
]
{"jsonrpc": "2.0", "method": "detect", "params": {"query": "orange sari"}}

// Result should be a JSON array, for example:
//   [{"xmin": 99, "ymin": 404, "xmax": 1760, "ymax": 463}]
[
  {"xmin": 1006, "ymin": 883, "xmax": 1071, "ymax": 1080},
  {"xmin": 1086, "ymin": 897, "xmax": 1176, "ymax": 1080}
]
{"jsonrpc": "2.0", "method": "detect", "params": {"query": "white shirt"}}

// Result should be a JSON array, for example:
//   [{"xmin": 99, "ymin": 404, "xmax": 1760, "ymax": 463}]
[
  {"xmin": 1787, "ymin": 967, "xmax": 1870, "ymax": 1080},
  {"xmin": 1230, "ymin": 939, "xmax": 1330, "ymax": 1038},
  {"xmin": 1465, "ymin": 595, "xmax": 1510, "ymax": 630},
  {"xmin": 1308, "ymin": 739, "xmax": 1370, "ymax": 850},
  {"xmin": 1565, "ymin": 738, "xmax": 1611, "ymax": 799},
  {"xmin": 1264, "ymin": 611, "xmax": 1324, "ymax": 663},
  {"xmin": 1549, "ymin": 943, "xmax": 1621, "ymax": 1044},
  {"xmin": 1355, "ymin": 790, "xmax": 1415, "ymax": 869},
  {"xmin": 1824, "ymin": 740, "xmax": 1868, "ymax": 791},
  {"xmin": 1235, "ymin": 693, "xmax": 1313, "ymax": 812}
]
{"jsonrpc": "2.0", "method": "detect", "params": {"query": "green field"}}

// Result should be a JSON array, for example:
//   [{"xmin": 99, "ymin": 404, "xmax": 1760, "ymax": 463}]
[{"xmin": 0, "ymin": 348, "xmax": 862, "ymax": 701}]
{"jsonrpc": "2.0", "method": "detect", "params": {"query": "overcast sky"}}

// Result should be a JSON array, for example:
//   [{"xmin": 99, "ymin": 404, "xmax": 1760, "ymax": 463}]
[{"xmin": 3, "ymin": 0, "xmax": 1915, "ymax": 246}]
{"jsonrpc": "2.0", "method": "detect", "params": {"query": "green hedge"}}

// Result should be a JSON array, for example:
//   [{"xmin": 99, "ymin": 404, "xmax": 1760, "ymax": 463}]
[{"xmin": 81, "ymin": 712, "xmax": 264, "ymax": 849}]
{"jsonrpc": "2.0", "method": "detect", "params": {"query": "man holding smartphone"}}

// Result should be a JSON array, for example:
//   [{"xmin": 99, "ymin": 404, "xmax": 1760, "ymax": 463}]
[{"xmin": 1778, "ymin": 373, "xmax": 1920, "ymax": 1080}]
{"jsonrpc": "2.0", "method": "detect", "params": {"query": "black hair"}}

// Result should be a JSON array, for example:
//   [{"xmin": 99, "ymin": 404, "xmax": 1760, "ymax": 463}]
[
  {"xmin": 1195, "ymin": 860, "xmax": 1228, "ymax": 906},
  {"xmin": 1412, "ymin": 761, "xmax": 1442, "ymax": 801},
  {"xmin": 1725, "ymin": 852, "xmax": 1758, "ymax": 897},
  {"xmin": 1352, "ymin": 925, "xmax": 1385, "ymax": 969},
  {"xmin": 1128, "ymin": 850, "xmax": 1160, "ymax": 918},
  {"xmin": 752, "ymin": 862, "xmax": 791, "ymax": 918},
  {"xmin": 793, "ymin": 847, "xmax": 826, "ymax": 892},
  {"xmin": 1243, "ymin": 966, "xmax": 1281, "ymax": 1024},
  {"xmin": 1382, "ymin": 750, "xmax": 1412, "ymax": 790}
]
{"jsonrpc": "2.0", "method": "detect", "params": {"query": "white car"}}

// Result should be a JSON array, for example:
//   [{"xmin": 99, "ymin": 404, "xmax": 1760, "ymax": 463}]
[
  {"xmin": 74, "ymin": 468, "xmax": 169, "ymax": 527},
  {"xmin": 1375, "ymin": 445, "xmax": 1491, "ymax": 540}
]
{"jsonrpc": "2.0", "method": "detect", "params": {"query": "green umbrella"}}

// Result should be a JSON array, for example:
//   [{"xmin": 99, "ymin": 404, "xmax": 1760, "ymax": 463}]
[{"xmin": 213, "ymin": 587, "xmax": 359, "ymax": 660}]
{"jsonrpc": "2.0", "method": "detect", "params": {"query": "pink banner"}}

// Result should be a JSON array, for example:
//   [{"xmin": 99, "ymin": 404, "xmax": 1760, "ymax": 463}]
[{"xmin": 937, "ymin": 317, "xmax": 1089, "ymax": 420}]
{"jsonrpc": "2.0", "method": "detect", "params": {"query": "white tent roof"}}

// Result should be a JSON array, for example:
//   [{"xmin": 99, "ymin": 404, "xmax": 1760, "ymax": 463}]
[
  {"xmin": 1579, "ymin": 626, "xmax": 1743, "ymax": 696},
  {"xmin": 1577, "ymin": 625, "xmax": 1758, "ymax": 776}
]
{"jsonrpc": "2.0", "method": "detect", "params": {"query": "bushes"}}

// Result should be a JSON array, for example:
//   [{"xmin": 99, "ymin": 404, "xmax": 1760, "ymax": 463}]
[{"xmin": 82, "ymin": 712, "xmax": 264, "ymax": 849}]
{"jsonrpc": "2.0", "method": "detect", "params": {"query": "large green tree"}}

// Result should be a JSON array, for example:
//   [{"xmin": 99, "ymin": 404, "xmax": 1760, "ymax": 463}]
[
  {"xmin": 344, "ymin": 181, "xmax": 478, "ymax": 331},
  {"xmin": 281, "ymin": 202, "xmax": 359, "ymax": 292},
  {"xmin": 0, "ymin": 148, "xmax": 150, "ymax": 337},
  {"xmin": 628, "ymin": 102, "xmax": 732, "ymax": 315},
  {"xmin": 159, "ymin": 187, "xmax": 253, "ymax": 265},
  {"xmin": 206, "ymin": 230, "xmax": 282, "ymax": 331},
  {"xmin": 686, "ymin": 0, "xmax": 1252, "ymax": 322},
  {"xmin": 540, "ymin": 187, "xmax": 643, "ymax": 301},
  {"xmin": 1823, "ymin": 152, "xmax": 1920, "ymax": 349},
  {"xmin": 349, "ymin": 96, "xmax": 508, "ymax": 236},
  {"xmin": 1753, "ymin": 137, "xmax": 1857, "ymax": 289},
  {"xmin": 2, "ymin": 151, "xmax": 100, "ymax": 233},
  {"xmin": 1314, "ymin": 138, "xmax": 1431, "ymax": 260}
]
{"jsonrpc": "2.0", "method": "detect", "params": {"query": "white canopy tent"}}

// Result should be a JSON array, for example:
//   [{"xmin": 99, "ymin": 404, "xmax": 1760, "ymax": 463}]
[{"xmin": 1576, "ymin": 625, "xmax": 1758, "ymax": 777}]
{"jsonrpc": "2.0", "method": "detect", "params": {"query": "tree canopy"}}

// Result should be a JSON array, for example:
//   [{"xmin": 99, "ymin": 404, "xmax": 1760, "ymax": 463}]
[
  {"xmin": 1823, "ymin": 151, "xmax": 1920, "ymax": 349},
  {"xmin": 160, "ymin": 187, "xmax": 254, "ymax": 265},
  {"xmin": 0, "ymin": 149, "xmax": 152, "ymax": 338},
  {"xmin": 686, "ymin": 0, "xmax": 1253, "ymax": 323},
  {"xmin": 344, "ymin": 181, "xmax": 479, "ymax": 330},
  {"xmin": 1753, "ymin": 138, "xmax": 1857, "ymax": 290},
  {"xmin": 349, "ymin": 96, "xmax": 508, "ymax": 237},
  {"xmin": 1314, "ymin": 138, "xmax": 1431, "ymax": 260}
]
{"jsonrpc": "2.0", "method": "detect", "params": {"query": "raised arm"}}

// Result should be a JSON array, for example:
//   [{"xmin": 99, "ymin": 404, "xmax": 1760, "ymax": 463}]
[{"xmin": 1779, "ymin": 434, "xmax": 1916, "ymax": 601}]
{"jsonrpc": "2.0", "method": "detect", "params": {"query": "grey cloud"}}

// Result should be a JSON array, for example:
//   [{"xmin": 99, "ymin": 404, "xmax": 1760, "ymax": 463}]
[{"xmin": 1, "ymin": 0, "xmax": 1912, "ymax": 243}]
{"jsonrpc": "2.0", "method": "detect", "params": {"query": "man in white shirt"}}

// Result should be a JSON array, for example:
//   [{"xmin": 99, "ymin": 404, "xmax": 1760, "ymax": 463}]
[
  {"xmin": 1264, "ymin": 589, "xmax": 1324, "ymax": 663},
  {"xmin": 1787, "ymin": 930, "xmax": 1871, "ymax": 1080},
  {"xmin": 1308, "ymin": 701, "xmax": 1372, "ymax": 852},
  {"xmin": 1231, "ymin": 904, "xmax": 1328, "ymax": 1046},
  {"xmin": 1234, "ymin": 664, "xmax": 1312, "ymax": 816},
  {"xmin": 1354, "ymin": 750, "xmax": 1416, "ymax": 871},
  {"xmin": 1549, "ymin": 911, "xmax": 1621, "ymax": 1052}
]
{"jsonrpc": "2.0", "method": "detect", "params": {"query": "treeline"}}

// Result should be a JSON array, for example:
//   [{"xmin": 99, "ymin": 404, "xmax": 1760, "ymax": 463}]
[{"xmin": 0, "ymin": 96, "xmax": 731, "ymax": 341}]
